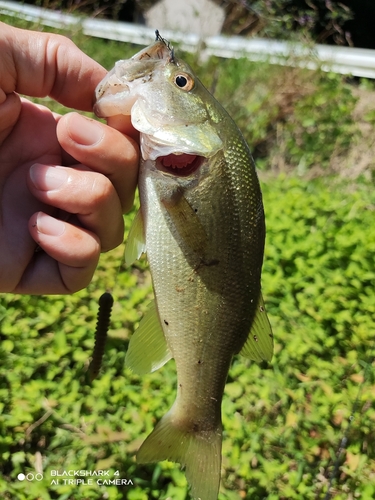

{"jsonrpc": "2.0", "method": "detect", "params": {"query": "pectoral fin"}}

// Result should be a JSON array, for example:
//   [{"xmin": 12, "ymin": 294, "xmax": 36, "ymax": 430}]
[
  {"xmin": 125, "ymin": 209, "xmax": 146, "ymax": 266},
  {"xmin": 125, "ymin": 300, "xmax": 172, "ymax": 375},
  {"xmin": 162, "ymin": 193, "xmax": 209, "ymax": 260},
  {"xmin": 240, "ymin": 293, "xmax": 273, "ymax": 362}
]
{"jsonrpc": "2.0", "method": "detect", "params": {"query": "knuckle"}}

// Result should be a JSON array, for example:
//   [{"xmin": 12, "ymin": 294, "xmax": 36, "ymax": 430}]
[{"xmin": 87, "ymin": 174, "xmax": 114, "ymax": 210}]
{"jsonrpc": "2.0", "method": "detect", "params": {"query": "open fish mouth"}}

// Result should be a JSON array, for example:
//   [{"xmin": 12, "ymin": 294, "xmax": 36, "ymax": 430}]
[{"xmin": 156, "ymin": 153, "xmax": 204, "ymax": 177}]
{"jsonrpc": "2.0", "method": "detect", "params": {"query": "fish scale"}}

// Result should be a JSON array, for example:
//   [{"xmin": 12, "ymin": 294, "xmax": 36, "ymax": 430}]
[{"xmin": 94, "ymin": 32, "xmax": 273, "ymax": 500}]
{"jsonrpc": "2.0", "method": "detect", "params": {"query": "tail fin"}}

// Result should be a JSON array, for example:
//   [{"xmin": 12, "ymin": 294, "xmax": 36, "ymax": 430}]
[{"xmin": 137, "ymin": 410, "xmax": 222, "ymax": 500}]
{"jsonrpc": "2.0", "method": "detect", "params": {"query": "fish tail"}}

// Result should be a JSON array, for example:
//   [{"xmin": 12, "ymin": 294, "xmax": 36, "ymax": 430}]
[{"xmin": 137, "ymin": 410, "xmax": 222, "ymax": 500}]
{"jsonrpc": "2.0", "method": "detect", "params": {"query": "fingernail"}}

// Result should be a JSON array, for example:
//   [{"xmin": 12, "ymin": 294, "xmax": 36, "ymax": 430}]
[
  {"xmin": 30, "ymin": 164, "xmax": 69, "ymax": 191},
  {"xmin": 36, "ymin": 212, "xmax": 66, "ymax": 236},
  {"xmin": 68, "ymin": 113, "xmax": 104, "ymax": 146}
]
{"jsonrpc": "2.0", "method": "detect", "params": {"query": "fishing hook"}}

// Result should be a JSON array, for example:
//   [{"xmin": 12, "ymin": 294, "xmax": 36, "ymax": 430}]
[{"xmin": 155, "ymin": 29, "xmax": 175, "ymax": 63}]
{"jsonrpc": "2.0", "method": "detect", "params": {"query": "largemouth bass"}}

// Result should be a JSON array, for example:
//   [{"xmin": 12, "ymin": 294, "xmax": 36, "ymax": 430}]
[{"xmin": 94, "ymin": 32, "xmax": 273, "ymax": 500}]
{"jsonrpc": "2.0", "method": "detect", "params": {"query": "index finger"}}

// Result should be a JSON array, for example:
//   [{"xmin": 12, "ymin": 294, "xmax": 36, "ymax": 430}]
[
  {"xmin": 0, "ymin": 22, "xmax": 106, "ymax": 111},
  {"xmin": 57, "ymin": 112, "xmax": 139, "ymax": 213}
]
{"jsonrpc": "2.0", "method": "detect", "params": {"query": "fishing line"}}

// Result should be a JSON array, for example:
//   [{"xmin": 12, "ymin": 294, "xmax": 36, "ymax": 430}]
[{"xmin": 320, "ymin": 341, "xmax": 375, "ymax": 500}]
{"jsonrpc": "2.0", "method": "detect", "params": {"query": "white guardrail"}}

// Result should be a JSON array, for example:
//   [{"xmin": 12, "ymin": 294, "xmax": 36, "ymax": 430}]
[{"xmin": 1, "ymin": 0, "xmax": 375, "ymax": 79}]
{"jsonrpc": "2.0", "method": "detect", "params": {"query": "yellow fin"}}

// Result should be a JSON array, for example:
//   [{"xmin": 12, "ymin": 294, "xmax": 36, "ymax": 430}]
[
  {"xmin": 137, "ymin": 408, "xmax": 221, "ymax": 500},
  {"xmin": 240, "ymin": 293, "xmax": 273, "ymax": 362},
  {"xmin": 125, "ymin": 301, "xmax": 172, "ymax": 375},
  {"xmin": 125, "ymin": 209, "xmax": 146, "ymax": 266}
]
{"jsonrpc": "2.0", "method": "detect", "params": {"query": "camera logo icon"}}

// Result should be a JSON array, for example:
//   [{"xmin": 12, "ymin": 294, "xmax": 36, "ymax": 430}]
[{"xmin": 17, "ymin": 473, "xmax": 43, "ymax": 481}]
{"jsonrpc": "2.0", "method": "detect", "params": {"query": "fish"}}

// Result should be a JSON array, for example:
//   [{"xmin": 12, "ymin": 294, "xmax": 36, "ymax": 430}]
[{"xmin": 94, "ymin": 31, "xmax": 273, "ymax": 500}]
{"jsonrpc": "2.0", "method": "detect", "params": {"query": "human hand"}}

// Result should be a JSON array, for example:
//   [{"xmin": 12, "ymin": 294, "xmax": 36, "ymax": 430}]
[{"xmin": 0, "ymin": 22, "xmax": 139, "ymax": 294}]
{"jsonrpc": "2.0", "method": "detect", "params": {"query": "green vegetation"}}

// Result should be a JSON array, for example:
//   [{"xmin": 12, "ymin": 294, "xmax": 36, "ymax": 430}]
[
  {"xmin": 219, "ymin": 0, "xmax": 353, "ymax": 45},
  {"xmin": 1, "ymin": 15, "xmax": 375, "ymax": 500}
]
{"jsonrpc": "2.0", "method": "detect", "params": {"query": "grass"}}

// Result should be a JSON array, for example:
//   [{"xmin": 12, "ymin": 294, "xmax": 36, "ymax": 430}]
[{"xmin": 1, "ymin": 13, "xmax": 375, "ymax": 500}]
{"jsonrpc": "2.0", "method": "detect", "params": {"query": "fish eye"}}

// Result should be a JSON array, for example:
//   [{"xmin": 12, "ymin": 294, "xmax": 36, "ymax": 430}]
[{"xmin": 174, "ymin": 73, "xmax": 194, "ymax": 91}]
